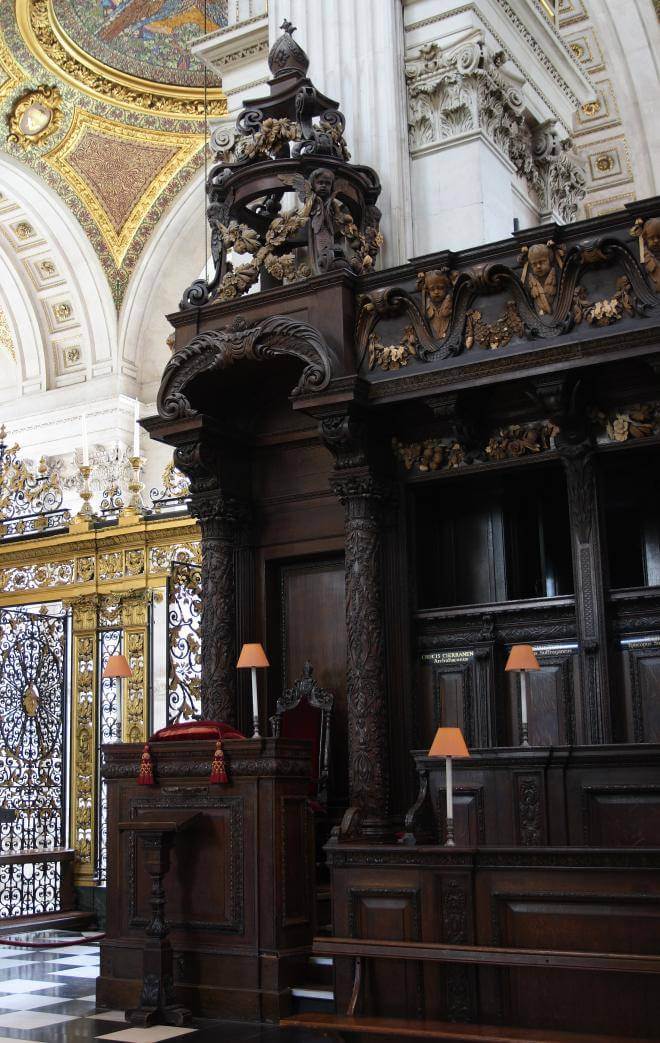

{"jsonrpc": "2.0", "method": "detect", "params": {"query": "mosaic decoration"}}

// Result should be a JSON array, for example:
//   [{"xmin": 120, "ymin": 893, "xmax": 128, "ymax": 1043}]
[
  {"xmin": 0, "ymin": 5, "xmax": 225, "ymax": 304},
  {"xmin": 52, "ymin": 0, "xmax": 228, "ymax": 88},
  {"xmin": 45, "ymin": 108, "xmax": 202, "ymax": 265}
]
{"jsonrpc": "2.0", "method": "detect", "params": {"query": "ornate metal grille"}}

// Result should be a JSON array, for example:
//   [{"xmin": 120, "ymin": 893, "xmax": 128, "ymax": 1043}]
[
  {"xmin": 166, "ymin": 561, "xmax": 201, "ymax": 724},
  {"xmin": 97, "ymin": 628, "xmax": 122, "ymax": 884},
  {"xmin": 0, "ymin": 608, "xmax": 67, "ymax": 917},
  {"xmin": 0, "ymin": 436, "xmax": 69, "ymax": 540}
]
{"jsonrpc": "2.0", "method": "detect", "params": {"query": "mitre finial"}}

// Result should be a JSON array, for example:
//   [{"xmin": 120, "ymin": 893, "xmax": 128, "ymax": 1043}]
[{"xmin": 268, "ymin": 19, "xmax": 309, "ymax": 78}]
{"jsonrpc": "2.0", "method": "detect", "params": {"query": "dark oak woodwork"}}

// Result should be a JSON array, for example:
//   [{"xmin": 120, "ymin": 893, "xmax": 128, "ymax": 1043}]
[
  {"xmin": 139, "ymin": 69, "xmax": 660, "ymax": 1034},
  {"xmin": 283, "ymin": 1012, "xmax": 653, "ymax": 1041},
  {"xmin": 327, "ymin": 843, "xmax": 660, "ymax": 1038},
  {"xmin": 404, "ymin": 744, "xmax": 660, "ymax": 848},
  {"xmin": 100, "ymin": 739, "xmax": 315, "ymax": 1022}
]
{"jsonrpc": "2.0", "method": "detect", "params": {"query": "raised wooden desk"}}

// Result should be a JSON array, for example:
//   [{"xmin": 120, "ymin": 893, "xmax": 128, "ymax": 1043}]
[{"xmin": 99, "ymin": 738, "xmax": 315, "ymax": 1021}]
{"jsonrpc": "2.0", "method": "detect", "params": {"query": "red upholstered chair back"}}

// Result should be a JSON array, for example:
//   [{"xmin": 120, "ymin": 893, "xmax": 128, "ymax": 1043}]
[{"xmin": 270, "ymin": 661, "xmax": 333, "ymax": 805}]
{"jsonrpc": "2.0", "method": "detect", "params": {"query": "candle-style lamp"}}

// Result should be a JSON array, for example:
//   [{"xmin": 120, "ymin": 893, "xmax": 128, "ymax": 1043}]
[
  {"xmin": 428, "ymin": 726, "xmax": 470, "ymax": 846},
  {"xmin": 77, "ymin": 414, "xmax": 94, "ymax": 521},
  {"xmin": 237, "ymin": 643, "xmax": 269, "ymax": 738},
  {"xmin": 102, "ymin": 654, "xmax": 132, "ymax": 740},
  {"xmin": 505, "ymin": 644, "xmax": 541, "ymax": 747}
]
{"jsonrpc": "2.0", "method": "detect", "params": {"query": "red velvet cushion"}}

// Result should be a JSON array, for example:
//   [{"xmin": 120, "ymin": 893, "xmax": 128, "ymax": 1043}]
[{"xmin": 150, "ymin": 720, "xmax": 245, "ymax": 742}]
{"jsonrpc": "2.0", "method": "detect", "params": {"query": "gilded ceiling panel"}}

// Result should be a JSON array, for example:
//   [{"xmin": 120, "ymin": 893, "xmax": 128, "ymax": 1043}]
[
  {"xmin": 0, "ymin": 2, "xmax": 228, "ymax": 306},
  {"xmin": 51, "ymin": 0, "xmax": 227, "ymax": 89}
]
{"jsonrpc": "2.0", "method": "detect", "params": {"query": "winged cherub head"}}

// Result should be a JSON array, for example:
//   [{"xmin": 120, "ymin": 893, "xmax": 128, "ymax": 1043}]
[{"xmin": 310, "ymin": 168, "xmax": 335, "ymax": 200}]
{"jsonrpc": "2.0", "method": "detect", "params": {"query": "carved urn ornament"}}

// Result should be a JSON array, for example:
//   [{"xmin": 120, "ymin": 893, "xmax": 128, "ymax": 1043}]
[{"xmin": 181, "ymin": 22, "xmax": 383, "ymax": 309}]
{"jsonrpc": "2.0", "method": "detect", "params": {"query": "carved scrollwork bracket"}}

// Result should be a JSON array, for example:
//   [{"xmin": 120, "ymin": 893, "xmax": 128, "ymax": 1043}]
[{"xmin": 157, "ymin": 316, "xmax": 337, "ymax": 421}]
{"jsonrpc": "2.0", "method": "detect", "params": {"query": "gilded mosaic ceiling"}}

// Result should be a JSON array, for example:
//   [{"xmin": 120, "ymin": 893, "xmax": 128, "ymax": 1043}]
[
  {"xmin": 51, "ymin": 0, "xmax": 227, "ymax": 88},
  {"xmin": 0, "ymin": 1, "xmax": 228, "ymax": 306}
]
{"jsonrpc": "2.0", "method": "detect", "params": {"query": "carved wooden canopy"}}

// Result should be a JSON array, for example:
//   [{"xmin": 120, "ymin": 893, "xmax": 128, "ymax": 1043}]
[{"xmin": 180, "ymin": 22, "xmax": 382, "ymax": 311}]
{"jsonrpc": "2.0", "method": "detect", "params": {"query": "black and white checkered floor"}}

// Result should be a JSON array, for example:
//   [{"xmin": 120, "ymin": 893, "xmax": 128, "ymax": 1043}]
[{"xmin": 0, "ymin": 943, "xmax": 326, "ymax": 1043}]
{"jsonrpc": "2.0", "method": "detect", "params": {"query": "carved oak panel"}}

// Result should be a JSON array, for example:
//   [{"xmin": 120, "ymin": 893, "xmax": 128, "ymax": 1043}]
[
  {"xmin": 127, "ymin": 795, "xmax": 244, "ymax": 933},
  {"xmin": 620, "ymin": 639, "xmax": 660, "ymax": 742},
  {"xmin": 347, "ymin": 887, "xmax": 423, "ymax": 1019},
  {"xmin": 504, "ymin": 644, "xmax": 577, "ymax": 746},
  {"xmin": 581, "ymin": 784, "xmax": 660, "ymax": 847},
  {"xmin": 489, "ymin": 891, "xmax": 660, "ymax": 1036},
  {"xmin": 280, "ymin": 795, "xmax": 313, "ymax": 929}
]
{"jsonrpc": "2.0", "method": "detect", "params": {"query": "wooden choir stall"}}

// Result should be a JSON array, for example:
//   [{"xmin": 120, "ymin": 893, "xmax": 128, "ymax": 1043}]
[{"xmin": 101, "ymin": 24, "xmax": 660, "ymax": 1041}]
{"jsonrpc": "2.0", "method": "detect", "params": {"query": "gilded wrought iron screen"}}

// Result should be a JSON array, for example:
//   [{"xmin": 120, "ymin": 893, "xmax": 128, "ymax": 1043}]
[
  {"xmin": 0, "ymin": 607, "xmax": 67, "ymax": 916},
  {"xmin": 97, "ymin": 627, "xmax": 122, "ymax": 884},
  {"xmin": 166, "ymin": 561, "xmax": 201, "ymax": 724}
]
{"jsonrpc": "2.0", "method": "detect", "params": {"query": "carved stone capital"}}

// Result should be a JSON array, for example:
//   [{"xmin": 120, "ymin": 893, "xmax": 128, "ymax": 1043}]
[{"xmin": 405, "ymin": 35, "xmax": 586, "ymax": 222}]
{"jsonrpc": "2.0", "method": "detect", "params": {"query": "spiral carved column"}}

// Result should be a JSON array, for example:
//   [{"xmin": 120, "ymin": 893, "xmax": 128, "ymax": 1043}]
[
  {"xmin": 322, "ymin": 407, "xmax": 392, "ymax": 839},
  {"xmin": 196, "ymin": 508, "xmax": 242, "ymax": 725}
]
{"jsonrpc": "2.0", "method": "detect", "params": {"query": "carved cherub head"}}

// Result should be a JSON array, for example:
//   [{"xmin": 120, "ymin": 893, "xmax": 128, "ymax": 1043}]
[
  {"xmin": 643, "ymin": 217, "xmax": 660, "ymax": 258},
  {"xmin": 419, "ymin": 269, "xmax": 453, "ymax": 303},
  {"xmin": 417, "ymin": 268, "xmax": 455, "ymax": 340},
  {"xmin": 528, "ymin": 243, "xmax": 553, "ymax": 279},
  {"xmin": 310, "ymin": 168, "xmax": 334, "ymax": 200}
]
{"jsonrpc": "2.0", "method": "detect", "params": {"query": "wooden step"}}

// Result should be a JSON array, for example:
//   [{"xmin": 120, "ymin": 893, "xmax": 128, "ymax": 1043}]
[
  {"xmin": 0, "ymin": 910, "xmax": 95, "ymax": 937},
  {"xmin": 281, "ymin": 1013, "xmax": 654, "ymax": 1042}
]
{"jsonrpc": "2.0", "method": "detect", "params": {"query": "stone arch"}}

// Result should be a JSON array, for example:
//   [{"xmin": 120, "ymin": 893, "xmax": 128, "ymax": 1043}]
[
  {"xmin": 119, "ymin": 171, "xmax": 207, "ymax": 404},
  {"xmin": 0, "ymin": 242, "xmax": 45, "ymax": 398},
  {"xmin": 0, "ymin": 153, "xmax": 116, "ymax": 397}
]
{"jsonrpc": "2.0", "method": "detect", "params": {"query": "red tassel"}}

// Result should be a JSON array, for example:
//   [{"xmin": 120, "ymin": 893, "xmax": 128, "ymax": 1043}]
[
  {"xmin": 210, "ymin": 738, "xmax": 228, "ymax": 784},
  {"xmin": 137, "ymin": 743, "xmax": 155, "ymax": 786}
]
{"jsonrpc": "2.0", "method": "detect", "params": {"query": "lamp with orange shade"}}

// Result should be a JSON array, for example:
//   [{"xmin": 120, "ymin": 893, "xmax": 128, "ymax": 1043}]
[
  {"xmin": 237, "ymin": 643, "xmax": 270, "ymax": 738},
  {"xmin": 102, "ymin": 654, "xmax": 132, "ymax": 742},
  {"xmin": 504, "ymin": 644, "xmax": 540, "ymax": 747},
  {"xmin": 428, "ymin": 727, "xmax": 470, "ymax": 846}
]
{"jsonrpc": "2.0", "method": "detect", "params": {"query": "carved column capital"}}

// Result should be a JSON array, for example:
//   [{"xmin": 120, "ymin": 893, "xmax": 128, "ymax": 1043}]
[
  {"xmin": 191, "ymin": 491, "xmax": 252, "ymax": 539},
  {"xmin": 320, "ymin": 410, "xmax": 369, "ymax": 470},
  {"xmin": 557, "ymin": 437, "xmax": 596, "ymax": 545},
  {"xmin": 330, "ymin": 472, "xmax": 391, "ymax": 509}
]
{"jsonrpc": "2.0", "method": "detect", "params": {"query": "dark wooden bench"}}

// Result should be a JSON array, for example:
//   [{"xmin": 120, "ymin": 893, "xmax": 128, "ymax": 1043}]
[
  {"xmin": 282, "ymin": 1013, "xmax": 655, "ymax": 1041},
  {"xmin": 282, "ymin": 936, "xmax": 660, "ymax": 1041}
]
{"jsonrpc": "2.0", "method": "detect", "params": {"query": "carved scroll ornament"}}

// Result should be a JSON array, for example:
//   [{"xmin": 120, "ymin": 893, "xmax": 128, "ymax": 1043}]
[
  {"xmin": 157, "ymin": 315, "xmax": 336, "ymax": 420},
  {"xmin": 357, "ymin": 233, "xmax": 659, "ymax": 372}
]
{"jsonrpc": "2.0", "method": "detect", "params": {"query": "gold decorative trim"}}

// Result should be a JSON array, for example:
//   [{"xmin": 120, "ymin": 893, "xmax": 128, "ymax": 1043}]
[
  {"xmin": 0, "ymin": 305, "xmax": 16, "ymax": 362},
  {"xmin": 44, "ymin": 107, "xmax": 204, "ymax": 266},
  {"xmin": 7, "ymin": 84, "xmax": 63, "ymax": 148},
  {"xmin": 0, "ymin": 26, "xmax": 28, "ymax": 104},
  {"xmin": 68, "ymin": 597, "xmax": 97, "ymax": 879},
  {"xmin": 17, "ymin": 0, "xmax": 227, "ymax": 119}
]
